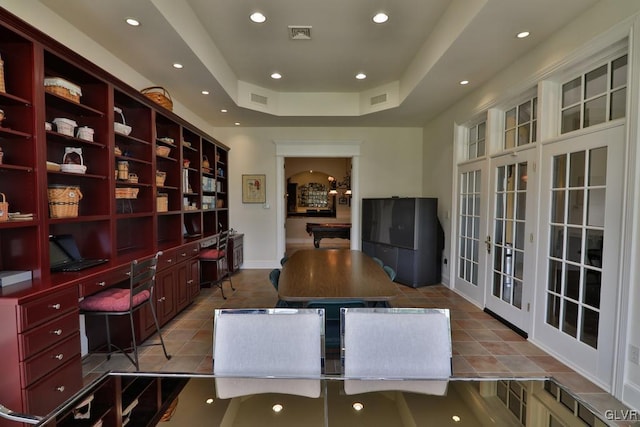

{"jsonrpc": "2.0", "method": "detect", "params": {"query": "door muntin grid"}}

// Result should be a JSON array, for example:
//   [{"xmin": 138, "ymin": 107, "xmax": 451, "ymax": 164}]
[
  {"xmin": 458, "ymin": 170, "xmax": 481, "ymax": 285},
  {"xmin": 492, "ymin": 162, "xmax": 528, "ymax": 308},
  {"xmin": 546, "ymin": 148, "xmax": 606, "ymax": 349}
]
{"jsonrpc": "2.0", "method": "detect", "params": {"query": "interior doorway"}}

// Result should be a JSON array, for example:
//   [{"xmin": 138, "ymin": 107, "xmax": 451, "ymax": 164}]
[
  {"xmin": 273, "ymin": 140, "xmax": 362, "ymax": 261},
  {"xmin": 285, "ymin": 158, "xmax": 352, "ymax": 253}
]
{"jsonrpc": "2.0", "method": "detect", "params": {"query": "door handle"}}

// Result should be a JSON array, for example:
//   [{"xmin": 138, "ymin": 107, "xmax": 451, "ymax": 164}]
[{"xmin": 484, "ymin": 236, "xmax": 491, "ymax": 254}]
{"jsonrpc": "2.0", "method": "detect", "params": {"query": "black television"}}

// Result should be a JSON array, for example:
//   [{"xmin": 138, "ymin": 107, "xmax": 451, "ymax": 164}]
[{"xmin": 362, "ymin": 198, "xmax": 418, "ymax": 249}]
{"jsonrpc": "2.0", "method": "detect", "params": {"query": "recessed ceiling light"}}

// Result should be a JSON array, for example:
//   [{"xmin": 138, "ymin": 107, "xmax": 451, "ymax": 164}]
[
  {"xmin": 452, "ymin": 415, "xmax": 461, "ymax": 422},
  {"xmin": 372, "ymin": 12, "xmax": 389, "ymax": 24},
  {"xmin": 355, "ymin": 73, "xmax": 367, "ymax": 80},
  {"xmin": 201, "ymin": 90, "xmax": 209, "ymax": 95},
  {"xmin": 516, "ymin": 31, "xmax": 530, "ymax": 39},
  {"xmin": 173, "ymin": 63, "xmax": 183, "ymax": 69},
  {"xmin": 234, "ymin": 122, "xmax": 240, "ymax": 126},
  {"xmin": 250, "ymin": 12, "xmax": 266, "ymax": 23},
  {"xmin": 460, "ymin": 80, "xmax": 469, "ymax": 85},
  {"xmin": 221, "ymin": 109, "xmax": 228, "ymax": 113},
  {"xmin": 353, "ymin": 402, "xmax": 364, "ymax": 411},
  {"xmin": 125, "ymin": 18, "xmax": 140, "ymax": 26},
  {"xmin": 272, "ymin": 404, "xmax": 283, "ymax": 413},
  {"xmin": 205, "ymin": 398, "xmax": 214, "ymax": 404},
  {"xmin": 271, "ymin": 72, "xmax": 282, "ymax": 79}
]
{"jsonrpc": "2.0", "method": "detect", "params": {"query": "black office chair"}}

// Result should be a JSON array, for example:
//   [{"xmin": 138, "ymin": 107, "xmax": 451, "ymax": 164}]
[
  {"xmin": 200, "ymin": 230, "xmax": 236, "ymax": 299},
  {"xmin": 79, "ymin": 251, "xmax": 171, "ymax": 370}
]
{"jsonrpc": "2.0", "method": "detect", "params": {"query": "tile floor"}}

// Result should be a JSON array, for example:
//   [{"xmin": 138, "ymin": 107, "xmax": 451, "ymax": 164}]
[{"xmin": 82, "ymin": 245, "xmax": 635, "ymax": 425}]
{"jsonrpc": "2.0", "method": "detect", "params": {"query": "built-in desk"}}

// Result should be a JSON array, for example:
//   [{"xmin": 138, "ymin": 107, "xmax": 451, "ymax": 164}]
[
  {"xmin": 21, "ymin": 373, "xmax": 615, "ymax": 426},
  {"xmin": 0, "ymin": 241, "xmax": 203, "ymax": 426}
]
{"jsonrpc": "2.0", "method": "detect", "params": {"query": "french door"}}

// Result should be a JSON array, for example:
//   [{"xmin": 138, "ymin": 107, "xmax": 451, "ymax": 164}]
[
  {"xmin": 484, "ymin": 149, "xmax": 538, "ymax": 333},
  {"xmin": 534, "ymin": 124, "xmax": 624, "ymax": 389},
  {"xmin": 453, "ymin": 161, "xmax": 488, "ymax": 303}
]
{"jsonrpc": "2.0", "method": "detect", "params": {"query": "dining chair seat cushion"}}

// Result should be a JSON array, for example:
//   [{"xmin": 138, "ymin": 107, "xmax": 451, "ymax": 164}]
[
  {"xmin": 80, "ymin": 288, "xmax": 150, "ymax": 312},
  {"xmin": 199, "ymin": 248, "xmax": 225, "ymax": 260}
]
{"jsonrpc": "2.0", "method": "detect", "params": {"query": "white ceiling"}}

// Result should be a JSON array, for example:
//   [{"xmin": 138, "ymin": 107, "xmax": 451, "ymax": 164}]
[{"xmin": 38, "ymin": 0, "xmax": 599, "ymax": 127}]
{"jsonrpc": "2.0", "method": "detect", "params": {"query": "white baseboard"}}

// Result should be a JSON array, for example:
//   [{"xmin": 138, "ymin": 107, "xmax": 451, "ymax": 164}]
[{"xmin": 623, "ymin": 382, "xmax": 640, "ymax": 411}]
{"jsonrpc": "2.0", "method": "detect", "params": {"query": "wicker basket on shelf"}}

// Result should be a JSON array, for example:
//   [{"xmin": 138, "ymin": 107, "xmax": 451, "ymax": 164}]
[
  {"xmin": 0, "ymin": 54, "xmax": 5, "ymax": 93},
  {"xmin": 156, "ymin": 146, "xmax": 171, "ymax": 157},
  {"xmin": 115, "ymin": 187, "xmax": 139, "ymax": 199},
  {"xmin": 44, "ymin": 77, "xmax": 82, "ymax": 103},
  {"xmin": 140, "ymin": 86, "xmax": 173, "ymax": 111},
  {"xmin": 156, "ymin": 171, "xmax": 167, "ymax": 186},
  {"xmin": 157, "ymin": 193, "xmax": 168, "ymax": 212},
  {"xmin": 48, "ymin": 185, "xmax": 82, "ymax": 218},
  {"xmin": 0, "ymin": 192, "xmax": 8, "ymax": 222}
]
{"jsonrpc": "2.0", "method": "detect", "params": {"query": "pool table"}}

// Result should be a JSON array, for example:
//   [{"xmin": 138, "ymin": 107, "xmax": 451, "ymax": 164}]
[{"xmin": 306, "ymin": 222, "xmax": 351, "ymax": 248}]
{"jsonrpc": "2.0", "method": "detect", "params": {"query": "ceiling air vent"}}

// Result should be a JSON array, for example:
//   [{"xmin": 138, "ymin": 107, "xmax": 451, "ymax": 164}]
[
  {"xmin": 251, "ymin": 93, "xmax": 268, "ymax": 105},
  {"xmin": 370, "ymin": 93, "xmax": 387, "ymax": 106},
  {"xmin": 288, "ymin": 26, "xmax": 312, "ymax": 40}
]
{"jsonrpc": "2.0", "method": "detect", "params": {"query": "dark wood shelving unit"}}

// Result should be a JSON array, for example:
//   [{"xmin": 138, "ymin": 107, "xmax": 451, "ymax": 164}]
[{"xmin": 0, "ymin": 8, "xmax": 230, "ymax": 423}]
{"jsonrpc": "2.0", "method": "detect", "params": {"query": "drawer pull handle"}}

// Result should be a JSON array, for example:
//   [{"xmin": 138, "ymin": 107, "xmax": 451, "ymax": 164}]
[
  {"xmin": 166, "ymin": 259, "xmax": 173, "ymax": 263},
  {"xmin": 56, "ymin": 386, "xmax": 65, "ymax": 393},
  {"xmin": 53, "ymin": 353, "xmax": 64, "ymax": 360},
  {"xmin": 157, "ymin": 296, "xmax": 166, "ymax": 302},
  {"xmin": 125, "ymin": 272, "xmax": 131, "ymax": 276},
  {"xmin": 97, "ymin": 281, "xmax": 106, "ymax": 287},
  {"xmin": 49, "ymin": 304, "xmax": 61, "ymax": 310},
  {"xmin": 181, "ymin": 252, "xmax": 187, "ymax": 257},
  {"xmin": 192, "ymin": 248, "xmax": 198, "ymax": 253},
  {"xmin": 51, "ymin": 329, "xmax": 63, "ymax": 336},
  {"xmin": 187, "ymin": 280, "xmax": 193, "ymax": 284}
]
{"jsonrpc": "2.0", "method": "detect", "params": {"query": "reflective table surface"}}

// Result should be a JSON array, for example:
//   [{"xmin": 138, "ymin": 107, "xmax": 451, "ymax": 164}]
[{"xmin": 30, "ymin": 374, "xmax": 615, "ymax": 427}]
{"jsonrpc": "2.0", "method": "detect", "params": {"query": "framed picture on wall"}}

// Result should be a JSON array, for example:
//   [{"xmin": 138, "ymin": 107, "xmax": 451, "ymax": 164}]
[{"xmin": 242, "ymin": 174, "xmax": 266, "ymax": 203}]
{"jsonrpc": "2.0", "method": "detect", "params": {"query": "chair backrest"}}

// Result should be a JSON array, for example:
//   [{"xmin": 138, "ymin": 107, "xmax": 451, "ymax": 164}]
[
  {"xmin": 383, "ymin": 265, "xmax": 397, "ymax": 281},
  {"xmin": 306, "ymin": 299, "xmax": 367, "ymax": 350},
  {"xmin": 372, "ymin": 257, "xmax": 384, "ymax": 267},
  {"xmin": 213, "ymin": 308, "xmax": 325, "ymax": 377},
  {"xmin": 341, "ymin": 307, "xmax": 452, "ymax": 379},
  {"xmin": 268, "ymin": 268, "xmax": 281, "ymax": 290},
  {"xmin": 130, "ymin": 251, "xmax": 161, "ymax": 299},
  {"xmin": 217, "ymin": 229, "xmax": 229, "ymax": 254}
]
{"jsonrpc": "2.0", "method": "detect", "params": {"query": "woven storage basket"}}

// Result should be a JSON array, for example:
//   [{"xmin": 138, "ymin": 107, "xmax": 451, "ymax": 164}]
[
  {"xmin": 0, "ymin": 54, "xmax": 5, "ymax": 93},
  {"xmin": 141, "ymin": 86, "xmax": 173, "ymax": 111},
  {"xmin": 157, "ymin": 194, "xmax": 168, "ymax": 212},
  {"xmin": 156, "ymin": 171, "xmax": 167, "ymax": 186},
  {"xmin": 48, "ymin": 185, "xmax": 82, "ymax": 218},
  {"xmin": 0, "ymin": 192, "xmax": 8, "ymax": 222},
  {"xmin": 115, "ymin": 187, "xmax": 139, "ymax": 199},
  {"xmin": 44, "ymin": 77, "xmax": 82, "ymax": 103}
]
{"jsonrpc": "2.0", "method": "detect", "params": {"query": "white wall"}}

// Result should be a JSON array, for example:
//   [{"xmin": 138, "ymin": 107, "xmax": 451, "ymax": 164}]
[
  {"xmin": 211, "ymin": 127, "xmax": 423, "ymax": 268},
  {"xmin": 421, "ymin": 0, "xmax": 640, "ymax": 411}
]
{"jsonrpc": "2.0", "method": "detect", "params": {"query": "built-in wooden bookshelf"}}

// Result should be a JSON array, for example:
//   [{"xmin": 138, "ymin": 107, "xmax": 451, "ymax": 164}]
[{"xmin": 0, "ymin": 8, "xmax": 229, "ymax": 420}]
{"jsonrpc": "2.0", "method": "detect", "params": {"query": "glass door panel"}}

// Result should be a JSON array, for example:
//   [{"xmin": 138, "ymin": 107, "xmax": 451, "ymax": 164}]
[
  {"xmin": 535, "ymin": 124, "xmax": 623, "ymax": 390},
  {"xmin": 454, "ymin": 162, "xmax": 488, "ymax": 303},
  {"xmin": 485, "ymin": 149, "xmax": 537, "ymax": 332}
]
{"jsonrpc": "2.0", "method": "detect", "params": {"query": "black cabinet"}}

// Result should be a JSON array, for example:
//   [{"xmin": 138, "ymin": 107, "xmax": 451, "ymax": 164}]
[{"xmin": 362, "ymin": 197, "xmax": 443, "ymax": 287}]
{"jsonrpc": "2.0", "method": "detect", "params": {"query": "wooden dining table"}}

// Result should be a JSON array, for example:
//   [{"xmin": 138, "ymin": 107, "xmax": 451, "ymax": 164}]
[{"xmin": 278, "ymin": 249, "xmax": 397, "ymax": 303}]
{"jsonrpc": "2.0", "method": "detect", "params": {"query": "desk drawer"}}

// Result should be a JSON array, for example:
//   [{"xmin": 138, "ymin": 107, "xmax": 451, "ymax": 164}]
[
  {"xmin": 21, "ymin": 332, "xmax": 80, "ymax": 387},
  {"xmin": 79, "ymin": 266, "xmax": 131, "ymax": 297},
  {"xmin": 157, "ymin": 249, "xmax": 176, "ymax": 271},
  {"xmin": 19, "ymin": 310, "xmax": 80, "ymax": 359},
  {"xmin": 18, "ymin": 287, "xmax": 78, "ymax": 332},
  {"xmin": 25, "ymin": 356, "xmax": 82, "ymax": 416},
  {"xmin": 177, "ymin": 242, "xmax": 200, "ymax": 261}
]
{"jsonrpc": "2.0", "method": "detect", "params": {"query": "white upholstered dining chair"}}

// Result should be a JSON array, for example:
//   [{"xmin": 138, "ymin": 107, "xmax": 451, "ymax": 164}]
[
  {"xmin": 341, "ymin": 307, "xmax": 452, "ymax": 380},
  {"xmin": 213, "ymin": 308, "xmax": 325, "ymax": 398}
]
